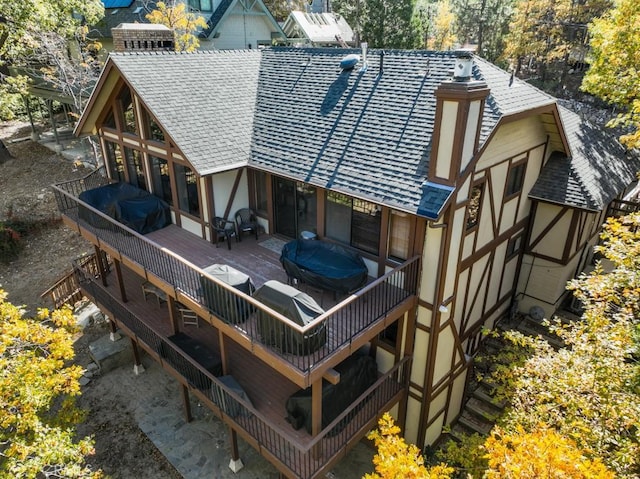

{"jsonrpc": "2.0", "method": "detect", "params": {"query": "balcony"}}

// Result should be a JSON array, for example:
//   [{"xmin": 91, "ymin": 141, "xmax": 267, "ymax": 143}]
[{"xmin": 53, "ymin": 169, "xmax": 419, "ymax": 477}]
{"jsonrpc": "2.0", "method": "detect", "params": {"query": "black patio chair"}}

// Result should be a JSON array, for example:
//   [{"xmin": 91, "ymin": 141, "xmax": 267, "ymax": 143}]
[
  {"xmin": 235, "ymin": 208, "xmax": 259, "ymax": 241},
  {"xmin": 213, "ymin": 216, "xmax": 237, "ymax": 249}
]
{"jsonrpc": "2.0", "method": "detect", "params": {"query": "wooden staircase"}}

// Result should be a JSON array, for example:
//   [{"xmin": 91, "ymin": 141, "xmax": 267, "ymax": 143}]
[{"xmin": 447, "ymin": 310, "xmax": 573, "ymax": 440}]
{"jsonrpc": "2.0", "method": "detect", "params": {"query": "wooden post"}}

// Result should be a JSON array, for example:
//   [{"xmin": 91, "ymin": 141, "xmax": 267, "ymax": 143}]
[
  {"xmin": 114, "ymin": 259, "xmax": 128, "ymax": 302},
  {"xmin": 130, "ymin": 338, "xmax": 145, "ymax": 375},
  {"xmin": 167, "ymin": 297, "xmax": 179, "ymax": 335},
  {"xmin": 181, "ymin": 385, "xmax": 193, "ymax": 422},
  {"xmin": 227, "ymin": 428, "xmax": 244, "ymax": 473},
  {"xmin": 94, "ymin": 245, "xmax": 108, "ymax": 286},
  {"xmin": 311, "ymin": 378, "xmax": 323, "ymax": 459}
]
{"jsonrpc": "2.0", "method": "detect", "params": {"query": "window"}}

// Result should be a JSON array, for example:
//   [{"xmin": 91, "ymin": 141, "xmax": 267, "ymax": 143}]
[
  {"xmin": 506, "ymin": 233, "xmax": 523, "ymax": 260},
  {"xmin": 174, "ymin": 164, "xmax": 200, "ymax": 217},
  {"xmin": 189, "ymin": 0, "xmax": 212, "ymax": 12},
  {"xmin": 103, "ymin": 110, "xmax": 116, "ymax": 129},
  {"xmin": 119, "ymin": 88, "xmax": 136, "ymax": 135},
  {"xmin": 388, "ymin": 211, "xmax": 411, "ymax": 261},
  {"xmin": 506, "ymin": 162, "xmax": 526, "ymax": 197},
  {"xmin": 466, "ymin": 182, "xmax": 484, "ymax": 230},
  {"xmin": 124, "ymin": 147, "xmax": 146, "ymax": 190},
  {"xmin": 255, "ymin": 170, "xmax": 268, "ymax": 213},
  {"xmin": 150, "ymin": 156, "xmax": 172, "ymax": 205},
  {"xmin": 105, "ymin": 142, "xmax": 125, "ymax": 182},
  {"xmin": 326, "ymin": 192, "xmax": 381, "ymax": 255},
  {"xmin": 148, "ymin": 115, "xmax": 165, "ymax": 143}
]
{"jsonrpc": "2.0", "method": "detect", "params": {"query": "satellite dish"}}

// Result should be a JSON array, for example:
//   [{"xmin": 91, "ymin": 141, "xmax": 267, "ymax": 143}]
[{"xmin": 529, "ymin": 306, "xmax": 545, "ymax": 322}]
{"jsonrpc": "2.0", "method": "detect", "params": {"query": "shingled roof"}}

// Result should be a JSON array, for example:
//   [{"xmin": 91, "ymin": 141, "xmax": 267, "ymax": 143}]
[
  {"xmin": 529, "ymin": 107, "xmax": 640, "ymax": 210},
  {"xmin": 91, "ymin": 47, "xmax": 636, "ymax": 216}
]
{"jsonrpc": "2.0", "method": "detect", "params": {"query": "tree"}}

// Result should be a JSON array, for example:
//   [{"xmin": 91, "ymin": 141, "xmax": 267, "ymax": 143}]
[
  {"xmin": 451, "ymin": 0, "xmax": 514, "ymax": 62},
  {"xmin": 146, "ymin": 1, "xmax": 207, "ymax": 52},
  {"xmin": 332, "ymin": 0, "xmax": 418, "ymax": 48},
  {"xmin": 428, "ymin": 0, "xmax": 456, "ymax": 50},
  {"xmin": 484, "ymin": 425, "xmax": 614, "ymax": 479},
  {"xmin": 0, "ymin": 289, "xmax": 102, "ymax": 478},
  {"xmin": 364, "ymin": 413, "xmax": 453, "ymax": 479},
  {"xmin": 581, "ymin": 0, "xmax": 640, "ymax": 149},
  {"xmin": 0, "ymin": 0, "xmax": 104, "ymax": 120},
  {"xmin": 502, "ymin": 0, "xmax": 611, "ymax": 90},
  {"xmin": 262, "ymin": 0, "xmax": 309, "ymax": 22}
]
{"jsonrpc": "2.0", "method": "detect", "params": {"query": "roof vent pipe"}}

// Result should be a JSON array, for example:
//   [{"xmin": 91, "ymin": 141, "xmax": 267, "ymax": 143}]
[
  {"xmin": 360, "ymin": 41, "xmax": 368, "ymax": 72},
  {"xmin": 453, "ymin": 49, "xmax": 473, "ymax": 81},
  {"xmin": 379, "ymin": 50, "xmax": 384, "ymax": 74}
]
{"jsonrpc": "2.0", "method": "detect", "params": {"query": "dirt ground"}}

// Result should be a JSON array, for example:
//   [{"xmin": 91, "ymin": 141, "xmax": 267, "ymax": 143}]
[{"xmin": 0, "ymin": 121, "xmax": 182, "ymax": 478}]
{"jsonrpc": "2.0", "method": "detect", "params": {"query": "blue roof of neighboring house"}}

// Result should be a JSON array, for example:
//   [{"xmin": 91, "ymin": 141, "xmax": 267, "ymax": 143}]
[
  {"xmin": 102, "ymin": 0, "xmax": 134, "ymax": 8},
  {"xmin": 88, "ymin": 48, "xmax": 637, "ymax": 217}
]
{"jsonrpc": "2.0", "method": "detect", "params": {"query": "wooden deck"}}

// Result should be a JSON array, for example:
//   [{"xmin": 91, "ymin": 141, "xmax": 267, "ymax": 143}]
[{"xmin": 92, "ymin": 262, "xmax": 319, "ymax": 445}]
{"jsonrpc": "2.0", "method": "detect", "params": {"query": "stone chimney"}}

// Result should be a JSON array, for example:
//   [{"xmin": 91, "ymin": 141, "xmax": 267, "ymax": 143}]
[
  {"xmin": 112, "ymin": 23, "xmax": 175, "ymax": 52},
  {"xmin": 429, "ymin": 50, "xmax": 489, "ymax": 184}
]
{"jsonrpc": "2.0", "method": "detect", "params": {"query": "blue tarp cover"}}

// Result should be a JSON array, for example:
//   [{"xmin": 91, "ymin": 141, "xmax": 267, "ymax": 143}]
[
  {"xmin": 79, "ymin": 182, "xmax": 170, "ymax": 234},
  {"xmin": 280, "ymin": 239, "xmax": 368, "ymax": 294}
]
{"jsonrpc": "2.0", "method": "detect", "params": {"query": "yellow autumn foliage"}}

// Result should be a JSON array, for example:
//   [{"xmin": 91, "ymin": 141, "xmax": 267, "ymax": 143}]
[
  {"xmin": 146, "ymin": 1, "xmax": 207, "ymax": 52},
  {"xmin": 484, "ymin": 425, "xmax": 615, "ymax": 479},
  {"xmin": 364, "ymin": 413, "xmax": 453, "ymax": 479},
  {"xmin": 0, "ymin": 289, "xmax": 101, "ymax": 478}
]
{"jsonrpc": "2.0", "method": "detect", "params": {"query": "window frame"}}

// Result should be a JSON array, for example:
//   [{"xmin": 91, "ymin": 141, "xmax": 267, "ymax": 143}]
[
  {"xmin": 466, "ymin": 180, "xmax": 485, "ymax": 231},
  {"xmin": 325, "ymin": 192, "xmax": 381, "ymax": 255},
  {"xmin": 505, "ymin": 160, "xmax": 527, "ymax": 198},
  {"xmin": 506, "ymin": 232, "xmax": 524, "ymax": 260}
]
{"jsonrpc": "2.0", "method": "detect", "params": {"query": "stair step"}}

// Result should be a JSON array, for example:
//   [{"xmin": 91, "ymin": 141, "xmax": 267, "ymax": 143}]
[
  {"xmin": 517, "ymin": 322, "xmax": 564, "ymax": 349},
  {"xmin": 458, "ymin": 410, "xmax": 494, "ymax": 436},
  {"xmin": 472, "ymin": 387, "xmax": 506, "ymax": 410},
  {"xmin": 466, "ymin": 397, "xmax": 501, "ymax": 422},
  {"xmin": 448, "ymin": 422, "xmax": 476, "ymax": 442}
]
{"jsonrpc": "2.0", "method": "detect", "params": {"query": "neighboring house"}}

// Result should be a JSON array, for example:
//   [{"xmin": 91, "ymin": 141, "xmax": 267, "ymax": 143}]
[
  {"xmin": 93, "ymin": 0, "xmax": 285, "ymax": 51},
  {"xmin": 282, "ymin": 11, "xmax": 354, "ymax": 47},
  {"xmin": 54, "ymin": 47, "xmax": 640, "ymax": 478}
]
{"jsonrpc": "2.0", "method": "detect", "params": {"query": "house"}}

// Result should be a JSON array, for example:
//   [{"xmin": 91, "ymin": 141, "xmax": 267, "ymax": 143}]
[
  {"xmin": 54, "ymin": 47, "xmax": 640, "ymax": 477},
  {"xmin": 92, "ymin": 0, "xmax": 285, "ymax": 51},
  {"xmin": 282, "ymin": 11, "xmax": 355, "ymax": 47}
]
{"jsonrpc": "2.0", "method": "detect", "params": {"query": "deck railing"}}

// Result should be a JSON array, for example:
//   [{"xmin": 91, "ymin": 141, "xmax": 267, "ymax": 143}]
[
  {"xmin": 54, "ymin": 171, "xmax": 420, "ymax": 373},
  {"xmin": 77, "ymin": 266, "xmax": 409, "ymax": 479}
]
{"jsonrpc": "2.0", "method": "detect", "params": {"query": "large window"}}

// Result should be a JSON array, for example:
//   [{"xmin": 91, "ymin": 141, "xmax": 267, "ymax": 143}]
[
  {"xmin": 148, "ymin": 115, "xmax": 165, "ymax": 143},
  {"xmin": 174, "ymin": 164, "xmax": 200, "ymax": 217},
  {"xmin": 150, "ymin": 156, "xmax": 172, "ymax": 205},
  {"xmin": 119, "ymin": 88, "xmax": 136, "ymax": 135},
  {"xmin": 105, "ymin": 142, "xmax": 125, "ymax": 182},
  {"xmin": 124, "ymin": 147, "xmax": 146, "ymax": 190},
  {"xmin": 255, "ymin": 170, "xmax": 268, "ymax": 214},
  {"xmin": 506, "ymin": 162, "xmax": 526, "ymax": 197},
  {"xmin": 326, "ymin": 192, "xmax": 381, "ymax": 255},
  {"xmin": 388, "ymin": 211, "xmax": 411, "ymax": 261}
]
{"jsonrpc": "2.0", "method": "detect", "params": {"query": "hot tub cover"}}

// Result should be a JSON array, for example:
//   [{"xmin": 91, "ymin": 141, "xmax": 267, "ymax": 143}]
[
  {"xmin": 254, "ymin": 280, "xmax": 326, "ymax": 355},
  {"xmin": 78, "ymin": 182, "xmax": 170, "ymax": 234},
  {"xmin": 280, "ymin": 239, "xmax": 368, "ymax": 294}
]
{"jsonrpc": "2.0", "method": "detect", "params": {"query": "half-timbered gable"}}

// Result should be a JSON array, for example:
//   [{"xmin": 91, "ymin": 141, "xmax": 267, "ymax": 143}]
[{"xmin": 64, "ymin": 47, "xmax": 640, "ymax": 476}]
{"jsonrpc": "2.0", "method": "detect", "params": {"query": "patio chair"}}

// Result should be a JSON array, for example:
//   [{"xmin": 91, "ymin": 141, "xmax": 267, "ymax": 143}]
[
  {"xmin": 235, "ymin": 208, "xmax": 259, "ymax": 241},
  {"xmin": 213, "ymin": 216, "xmax": 237, "ymax": 249}
]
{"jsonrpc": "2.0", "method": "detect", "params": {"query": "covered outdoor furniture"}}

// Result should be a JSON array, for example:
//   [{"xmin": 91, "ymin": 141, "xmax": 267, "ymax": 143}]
[
  {"xmin": 285, "ymin": 353, "xmax": 378, "ymax": 434},
  {"xmin": 280, "ymin": 239, "xmax": 368, "ymax": 295},
  {"xmin": 254, "ymin": 280, "xmax": 326, "ymax": 355},
  {"xmin": 159, "ymin": 333, "xmax": 223, "ymax": 387},
  {"xmin": 212, "ymin": 216, "xmax": 237, "ymax": 249},
  {"xmin": 211, "ymin": 375, "xmax": 253, "ymax": 418},
  {"xmin": 235, "ymin": 208, "xmax": 259, "ymax": 240},
  {"xmin": 200, "ymin": 264, "xmax": 255, "ymax": 324},
  {"xmin": 79, "ymin": 182, "xmax": 170, "ymax": 234}
]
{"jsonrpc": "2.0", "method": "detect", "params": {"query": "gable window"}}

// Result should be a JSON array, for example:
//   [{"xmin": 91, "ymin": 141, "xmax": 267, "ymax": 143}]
[
  {"xmin": 124, "ymin": 147, "xmax": 146, "ymax": 190},
  {"xmin": 189, "ymin": 0, "xmax": 212, "ymax": 12},
  {"xmin": 326, "ymin": 192, "xmax": 381, "ymax": 255},
  {"xmin": 506, "ymin": 162, "xmax": 526, "ymax": 197},
  {"xmin": 103, "ymin": 110, "xmax": 116, "ymax": 130},
  {"xmin": 148, "ymin": 115, "xmax": 165, "ymax": 143},
  {"xmin": 388, "ymin": 210, "xmax": 411, "ymax": 261},
  {"xmin": 506, "ymin": 233, "xmax": 523, "ymax": 260},
  {"xmin": 174, "ymin": 164, "xmax": 200, "ymax": 217},
  {"xmin": 466, "ymin": 181, "xmax": 484, "ymax": 230},
  {"xmin": 150, "ymin": 156, "xmax": 172, "ymax": 205},
  {"xmin": 119, "ymin": 88, "xmax": 137, "ymax": 135},
  {"xmin": 105, "ymin": 142, "xmax": 125, "ymax": 182}
]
